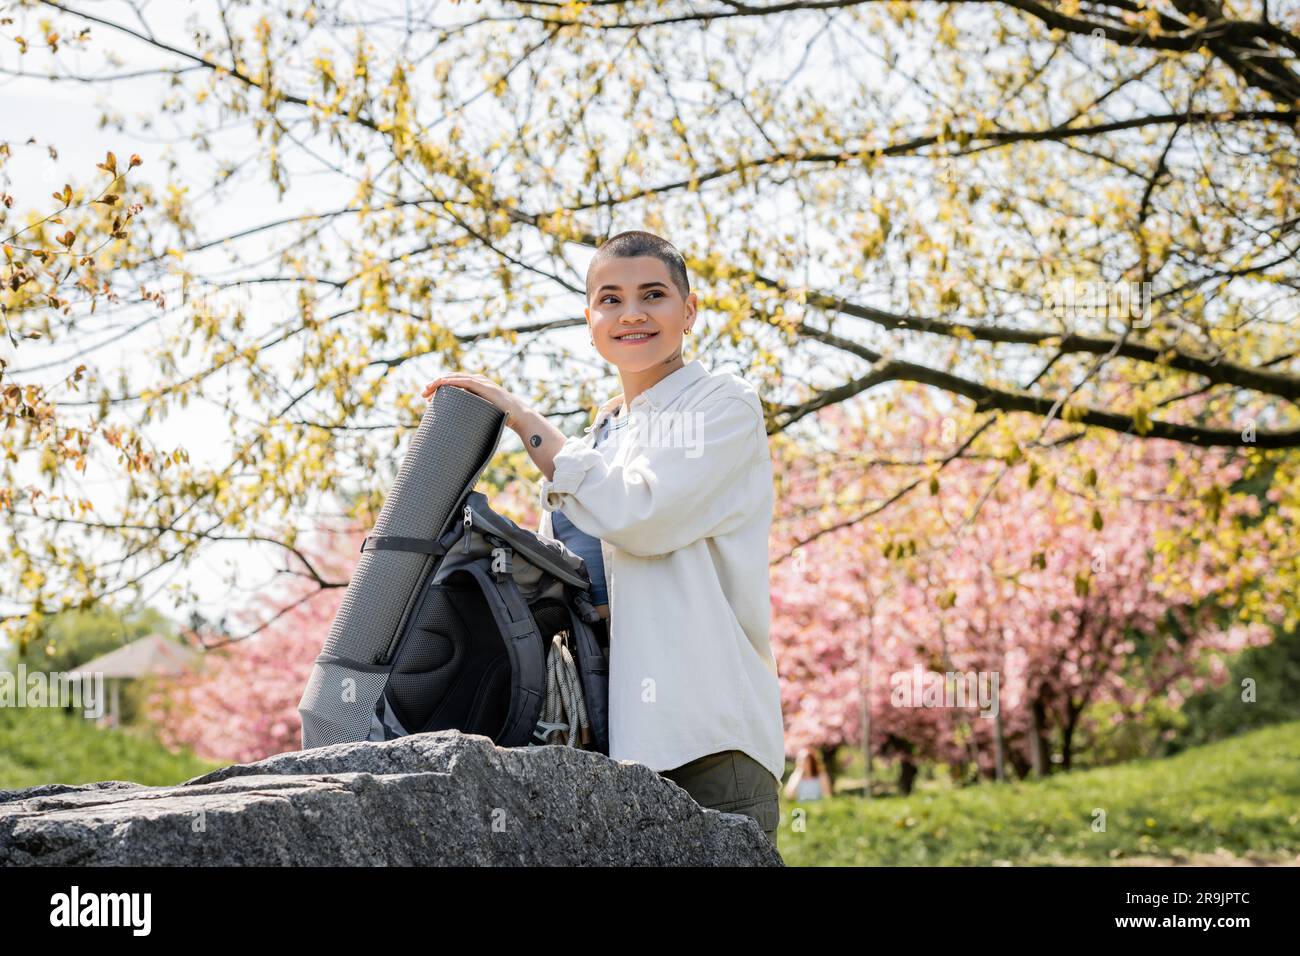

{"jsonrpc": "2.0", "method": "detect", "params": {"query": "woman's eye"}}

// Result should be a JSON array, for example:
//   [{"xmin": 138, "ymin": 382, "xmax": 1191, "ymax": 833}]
[{"xmin": 602, "ymin": 291, "xmax": 664, "ymax": 304}]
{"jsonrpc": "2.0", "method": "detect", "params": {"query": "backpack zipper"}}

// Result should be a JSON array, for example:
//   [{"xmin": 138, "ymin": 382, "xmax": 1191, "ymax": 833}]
[{"xmin": 461, "ymin": 494, "xmax": 590, "ymax": 589}]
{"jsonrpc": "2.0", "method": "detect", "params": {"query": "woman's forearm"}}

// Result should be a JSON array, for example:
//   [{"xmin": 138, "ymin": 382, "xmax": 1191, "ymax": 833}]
[{"xmin": 509, "ymin": 406, "xmax": 569, "ymax": 481}]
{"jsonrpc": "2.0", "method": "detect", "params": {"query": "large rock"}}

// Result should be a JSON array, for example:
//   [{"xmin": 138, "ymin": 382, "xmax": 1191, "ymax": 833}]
[{"xmin": 0, "ymin": 732, "xmax": 783, "ymax": 866}]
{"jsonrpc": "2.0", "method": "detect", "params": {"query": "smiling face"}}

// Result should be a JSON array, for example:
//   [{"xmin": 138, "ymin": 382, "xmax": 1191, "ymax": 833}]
[{"xmin": 585, "ymin": 256, "xmax": 697, "ymax": 372}]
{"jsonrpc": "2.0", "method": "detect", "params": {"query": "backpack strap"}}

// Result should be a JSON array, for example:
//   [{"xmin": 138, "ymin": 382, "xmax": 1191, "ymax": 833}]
[
  {"xmin": 564, "ymin": 605, "xmax": 609, "ymax": 756},
  {"xmin": 570, "ymin": 592, "xmax": 602, "ymax": 624},
  {"xmin": 369, "ymin": 688, "xmax": 411, "ymax": 741},
  {"xmin": 458, "ymin": 562, "xmax": 547, "ymax": 748}
]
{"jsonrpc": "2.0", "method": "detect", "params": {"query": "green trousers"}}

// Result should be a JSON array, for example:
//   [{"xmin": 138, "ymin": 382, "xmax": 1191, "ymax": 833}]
[{"xmin": 660, "ymin": 749, "xmax": 780, "ymax": 849}]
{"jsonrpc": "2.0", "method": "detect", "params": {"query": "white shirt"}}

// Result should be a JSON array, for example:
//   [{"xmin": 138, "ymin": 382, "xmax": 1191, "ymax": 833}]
[{"xmin": 535, "ymin": 359, "xmax": 786, "ymax": 786}]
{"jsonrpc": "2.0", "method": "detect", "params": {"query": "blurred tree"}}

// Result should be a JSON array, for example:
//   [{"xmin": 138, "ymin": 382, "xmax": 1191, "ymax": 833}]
[
  {"xmin": 771, "ymin": 388, "xmax": 1282, "ymax": 785},
  {"xmin": 6, "ymin": 601, "xmax": 175, "ymax": 672},
  {"xmin": 1176, "ymin": 621, "xmax": 1300, "ymax": 744},
  {"xmin": 4, "ymin": 602, "xmax": 179, "ymax": 726}
]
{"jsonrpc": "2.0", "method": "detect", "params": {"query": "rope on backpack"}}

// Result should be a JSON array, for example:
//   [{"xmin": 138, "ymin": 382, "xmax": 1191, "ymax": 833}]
[{"xmin": 532, "ymin": 630, "xmax": 591, "ymax": 749}]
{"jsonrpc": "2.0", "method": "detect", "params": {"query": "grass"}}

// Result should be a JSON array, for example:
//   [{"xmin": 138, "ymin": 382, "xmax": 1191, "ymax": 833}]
[
  {"xmin": 0, "ymin": 705, "xmax": 222, "ymax": 791},
  {"xmin": 774, "ymin": 720, "xmax": 1300, "ymax": 866}
]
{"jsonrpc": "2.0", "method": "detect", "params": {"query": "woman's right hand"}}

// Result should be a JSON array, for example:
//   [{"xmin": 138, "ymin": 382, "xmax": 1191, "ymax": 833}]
[{"xmin": 421, "ymin": 372, "xmax": 529, "ymax": 429}]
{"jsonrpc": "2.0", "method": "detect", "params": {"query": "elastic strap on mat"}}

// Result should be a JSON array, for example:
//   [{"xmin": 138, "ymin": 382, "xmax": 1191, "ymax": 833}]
[{"xmin": 360, "ymin": 534, "xmax": 450, "ymax": 556}]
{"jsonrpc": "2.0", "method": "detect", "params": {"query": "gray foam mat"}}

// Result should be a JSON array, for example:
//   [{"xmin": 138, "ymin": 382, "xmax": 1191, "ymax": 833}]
[{"xmin": 298, "ymin": 385, "xmax": 506, "ymax": 748}]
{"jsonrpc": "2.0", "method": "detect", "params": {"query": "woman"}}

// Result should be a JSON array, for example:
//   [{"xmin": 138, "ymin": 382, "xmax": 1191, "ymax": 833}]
[
  {"xmin": 784, "ymin": 747, "xmax": 833, "ymax": 802},
  {"xmin": 423, "ymin": 230, "xmax": 785, "ymax": 849}
]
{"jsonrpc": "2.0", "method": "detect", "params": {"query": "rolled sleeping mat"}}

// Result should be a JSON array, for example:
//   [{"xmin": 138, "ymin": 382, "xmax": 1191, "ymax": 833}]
[{"xmin": 297, "ymin": 385, "xmax": 506, "ymax": 749}]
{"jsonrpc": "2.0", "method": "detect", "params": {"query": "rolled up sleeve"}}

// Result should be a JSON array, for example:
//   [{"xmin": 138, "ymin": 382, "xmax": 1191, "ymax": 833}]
[
  {"xmin": 542, "ymin": 435, "xmax": 607, "ymax": 500},
  {"xmin": 538, "ymin": 395, "xmax": 764, "ymax": 558}
]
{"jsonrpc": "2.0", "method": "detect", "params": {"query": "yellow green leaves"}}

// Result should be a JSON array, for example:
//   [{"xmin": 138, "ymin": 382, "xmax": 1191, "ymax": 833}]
[
  {"xmin": 935, "ymin": 10, "xmax": 960, "ymax": 46},
  {"xmin": 1132, "ymin": 404, "xmax": 1153, "ymax": 435},
  {"xmin": 1204, "ymin": 485, "xmax": 1225, "ymax": 523},
  {"xmin": 381, "ymin": 64, "xmax": 415, "ymax": 159},
  {"xmin": 314, "ymin": 55, "xmax": 339, "ymax": 96},
  {"xmin": 536, "ymin": 209, "xmax": 582, "ymax": 243}
]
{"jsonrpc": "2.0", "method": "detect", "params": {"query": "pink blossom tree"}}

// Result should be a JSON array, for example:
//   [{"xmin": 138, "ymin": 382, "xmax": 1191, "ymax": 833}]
[
  {"xmin": 770, "ymin": 388, "xmax": 1281, "ymax": 791},
  {"xmin": 145, "ymin": 529, "xmax": 355, "ymax": 763}
]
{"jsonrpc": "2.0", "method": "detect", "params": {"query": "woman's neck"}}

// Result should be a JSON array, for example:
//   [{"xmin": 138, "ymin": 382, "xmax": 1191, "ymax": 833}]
[{"xmin": 618, "ymin": 355, "xmax": 686, "ymax": 410}]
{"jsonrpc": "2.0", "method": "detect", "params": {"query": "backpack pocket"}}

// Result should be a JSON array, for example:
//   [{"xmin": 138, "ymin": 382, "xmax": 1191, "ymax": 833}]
[{"xmin": 385, "ymin": 580, "xmax": 512, "ymax": 740}]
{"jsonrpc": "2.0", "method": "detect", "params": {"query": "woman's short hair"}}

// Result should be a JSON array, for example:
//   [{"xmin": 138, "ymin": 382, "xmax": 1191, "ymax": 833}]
[{"xmin": 586, "ymin": 230, "xmax": 691, "ymax": 301}]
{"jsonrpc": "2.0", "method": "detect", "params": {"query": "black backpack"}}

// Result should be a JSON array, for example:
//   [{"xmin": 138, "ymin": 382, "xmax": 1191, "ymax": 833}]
[{"xmin": 362, "ymin": 490, "xmax": 611, "ymax": 755}]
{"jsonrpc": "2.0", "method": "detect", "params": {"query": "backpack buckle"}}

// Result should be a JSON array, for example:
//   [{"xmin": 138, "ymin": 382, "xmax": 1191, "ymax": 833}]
[
  {"xmin": 572, "ymin": 592, "xmax": 601, "ymax": 624},
  {"xmin": 532, "ymin": 718, "xmax": 569, "ymax": 744}
]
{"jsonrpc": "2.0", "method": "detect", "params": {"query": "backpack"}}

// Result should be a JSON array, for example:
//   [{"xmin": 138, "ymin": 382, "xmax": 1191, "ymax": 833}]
[
  {"xmin": 362, "ymin": 489, "xmax": 611, "ymax": 755},
  {"xmin": 297, "ymin": 384, "xmax": 610, "ymax": 756}
]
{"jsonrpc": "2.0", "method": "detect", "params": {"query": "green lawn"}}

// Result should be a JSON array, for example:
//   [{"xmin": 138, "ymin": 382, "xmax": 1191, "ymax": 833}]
[
  {"xmin": 0, "ymin": 705, "xmax": 222, "ymax": 791},
  {"xmin": 775, "ymin": 720, "xmax": 1300, "ymax": 866}
]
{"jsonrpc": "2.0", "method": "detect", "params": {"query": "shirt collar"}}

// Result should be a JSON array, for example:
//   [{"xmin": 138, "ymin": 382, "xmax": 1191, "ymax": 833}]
[{"xmin": 584, "ymin": 359, "xmax": 708, "ymax": 434}]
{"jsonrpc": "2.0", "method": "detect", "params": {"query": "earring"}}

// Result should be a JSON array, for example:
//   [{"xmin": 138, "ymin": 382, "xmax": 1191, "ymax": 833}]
[{"xmin": 685, "ymin": 327, "xmax": 693, "ymax": 336}]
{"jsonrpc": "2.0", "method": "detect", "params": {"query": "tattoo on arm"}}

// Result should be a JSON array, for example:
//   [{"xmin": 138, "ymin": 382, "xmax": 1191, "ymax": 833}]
[{"xmin": 530, "ymin": 433, "xmax": 542, "ymax": 447}]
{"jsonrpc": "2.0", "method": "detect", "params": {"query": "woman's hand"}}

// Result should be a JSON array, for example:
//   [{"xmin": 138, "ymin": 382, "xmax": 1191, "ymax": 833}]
[
  {"xmin": 421, "ymin": 372, "xmax": 529, "ymax": 429},
  {"xmin": 423, "ymin": 372, "xmax": 566, "ymax": 477}
]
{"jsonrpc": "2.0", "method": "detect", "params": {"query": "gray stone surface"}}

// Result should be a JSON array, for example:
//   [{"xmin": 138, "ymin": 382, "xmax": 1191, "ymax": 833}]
[{"xmin": 0, "ymin": 731, "xmax": 784, "ymax": 866}]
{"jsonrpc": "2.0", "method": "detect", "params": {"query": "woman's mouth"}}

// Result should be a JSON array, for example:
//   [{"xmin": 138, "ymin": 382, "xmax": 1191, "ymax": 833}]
[{"xmin": 614, "ymin": 331, "xmax": 659, "ymax": 345}]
